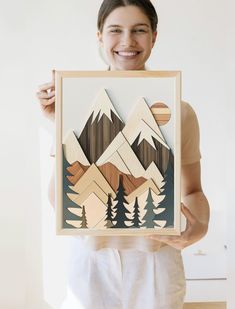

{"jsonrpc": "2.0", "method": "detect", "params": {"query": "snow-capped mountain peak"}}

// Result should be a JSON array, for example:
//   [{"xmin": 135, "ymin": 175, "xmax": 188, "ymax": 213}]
[
  {"xmin": 135, "ymin": 119, "xmax": 170, "ymax": 150},
  {"xmin": 122, "ymin": 97, "xmax": 166, "ymax": 145},
  {"xmin": 91, "ymin": 89, "xmax": 123, "ymax": 123}
]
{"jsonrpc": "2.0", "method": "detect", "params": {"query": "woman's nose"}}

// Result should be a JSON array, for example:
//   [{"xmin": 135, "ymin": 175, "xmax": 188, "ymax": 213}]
[{"xmin": 120, "ymin": 31, "xmax": 136, "ymax": 47}]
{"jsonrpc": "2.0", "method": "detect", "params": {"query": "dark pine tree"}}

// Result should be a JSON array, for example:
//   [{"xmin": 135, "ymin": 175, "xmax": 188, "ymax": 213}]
[
  {"xmin": 112, "ymin": 176, "xmax": 131, "ymax": 228},
  {"xmin": 155, "ymin": 150, "xmax": 174, "ymax": 227},
  {"xmin": 142, "ymin": 188, "xmax": 160, "ymax": 228},
  {"xmin": 63, "ymin": 148, "xmax": 82, "ymax": 228},
  {"xmin": 130, "ymin": 197, "xmax": 142, "ymax": 228},
  {"xmin": 80, "ymin": 206, "xmax": 88, "ymax": 228},
  {"xmin": 105, "ymin": 194, "xmax": 114, "ymax": 228}
]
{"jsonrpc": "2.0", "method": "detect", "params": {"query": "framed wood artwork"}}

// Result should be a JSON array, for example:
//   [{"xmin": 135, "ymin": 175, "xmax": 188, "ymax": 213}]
[{"xmin": 55, "ymin": 71, "xmax": 181, "ymax": 236}]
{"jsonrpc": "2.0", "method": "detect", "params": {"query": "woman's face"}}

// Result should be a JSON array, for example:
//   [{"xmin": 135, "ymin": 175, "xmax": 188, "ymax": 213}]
[{"xmin": 98, "ymin": 5, "xmax": 157, "ymax": 71}]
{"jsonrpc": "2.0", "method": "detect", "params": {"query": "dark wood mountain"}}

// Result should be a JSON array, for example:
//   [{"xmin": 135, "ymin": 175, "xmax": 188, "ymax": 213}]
[
  {"xmin": 78, "ymin": 111, "xmax": 124, "ymax": 163},
  {"xmin": 131, "ymin": 133, "xmax": 169, "ymax": 175}
]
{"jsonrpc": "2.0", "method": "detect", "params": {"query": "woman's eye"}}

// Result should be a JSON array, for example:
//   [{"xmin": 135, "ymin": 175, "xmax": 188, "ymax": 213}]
[
  {"xmin": 133, "ymin": 29, "xmax": 147, "ymax": 33},
  {"xmin": 110, "ymin": 29, "xmax": 122, "ymax": 33}
]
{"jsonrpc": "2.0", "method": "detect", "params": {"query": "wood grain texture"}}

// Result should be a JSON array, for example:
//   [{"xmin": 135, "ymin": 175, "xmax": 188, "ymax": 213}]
[
  {"xmin": 69, "ymin": 163, "xmax": 115, "ymax": 197},
  {"xmin": 151, "ymin": 102, "xmax": 171, "ymax": 126},
  {"xmin": 97, "ymin": 131, "xmax": 152, "ymax": 178},
  {"xmin": 66, "ymin": 161, "xmax": 89, "ymax": 185},
  {"xmin": 67, "ymin": 192, "xmax": 107, "ymax": 229},
  {"xmin": 126, "ymin": 179, "xmax": 160, "ymax": 204},
  {"xmin": 132, "ymin": 137, "xmax": 170, "ymax": 174},
  {"xmin": 99, "ymin": 162, "xmax": 146, "ymax": 195},
  {"xmin": 183, "ymin": 302, "xmax": 226, "ymax": 309},
  {"xmin": 70, "ymin": 181, "xmax": 108, "ymax": 205},
  {"xmin": 144, "ymin": 162, "xmax": 164, "ymax": 190},
  {"xmin": 56, "ymin": 71, "xmax": 181, "ymax": 79},
  {"xmin": 79, "ymin": 110, "xmax": 124, "ymax": 163},
  {"xmin": 63, "ymin": 130, "xmax": 90, "ymax": 165},
  {"xmin": 122, "ymin": 98, "xmax": 168, "ymax": 145}
]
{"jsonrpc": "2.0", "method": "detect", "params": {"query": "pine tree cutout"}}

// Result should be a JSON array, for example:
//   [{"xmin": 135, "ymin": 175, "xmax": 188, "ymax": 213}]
[
  {"xmin": 131, "ymin": 197, "xmax": 142, "ymax": 228},
  {"xmin": 155, "ymin": 150, "xmax": 174, "ymax": 227},
  {"xmin": 80, "ymin": 206, "xmax": 88, "ymax": 228},
  {"xmin": 142, "ymin": 189, "xmax": 160, "ymax": 228},
  {"xmin": 105, "ymin": 194, "xmax": 114, "ymax": 228},
  {"xmin": 63, "ymin": 148, "xmax": 82, "ymax": 228},
  {"xmin": 112, "ymin": 176, "xmax": 131, "ymax": 228}
]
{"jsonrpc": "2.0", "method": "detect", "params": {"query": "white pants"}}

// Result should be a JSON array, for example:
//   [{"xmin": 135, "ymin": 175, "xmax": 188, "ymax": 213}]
[{"xmin": 60, "ymin": 239, "xmax": 186, "ymax": 309}]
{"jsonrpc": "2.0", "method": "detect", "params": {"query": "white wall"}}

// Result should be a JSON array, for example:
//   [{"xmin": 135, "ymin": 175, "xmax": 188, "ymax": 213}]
[
  {"xmin": 225, "ymin": 1, "xmax": 235, "ymax": 308},
  {"xmin": 1, "ymin": 0, "xmax": 233, "ymax": 308}
]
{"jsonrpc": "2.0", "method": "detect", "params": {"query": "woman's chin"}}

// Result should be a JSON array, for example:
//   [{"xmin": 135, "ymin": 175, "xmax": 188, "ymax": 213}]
[{"xmin": 111, "ymin": 62, "xmax": 145, "ymax": 71}]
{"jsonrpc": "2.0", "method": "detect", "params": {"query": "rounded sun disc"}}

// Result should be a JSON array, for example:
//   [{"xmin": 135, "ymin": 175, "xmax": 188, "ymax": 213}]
[{"xmin": 151, "ymin": 102, "xmax": 171, "ymax": 126}]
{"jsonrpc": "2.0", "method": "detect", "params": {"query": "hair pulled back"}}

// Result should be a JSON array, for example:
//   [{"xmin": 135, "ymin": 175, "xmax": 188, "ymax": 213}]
[{"xmin": 97, "ymin": 0, "xmax": 158, "ymax": 33}]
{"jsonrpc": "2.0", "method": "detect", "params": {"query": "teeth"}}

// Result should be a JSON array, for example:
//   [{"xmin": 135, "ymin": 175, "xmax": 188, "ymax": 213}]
[{"xmin": 117, "ymin": 51, "xmax": 138, "ymax": 56}]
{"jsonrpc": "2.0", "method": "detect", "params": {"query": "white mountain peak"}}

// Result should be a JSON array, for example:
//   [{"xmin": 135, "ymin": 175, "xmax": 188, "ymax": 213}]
[
  {"xmin": 91, "ymin": 89, "xmax": 123, "ymax": 123},
  {"xmin": 123, "ymin": 98, "xmax": 169, "ymax": 149},
  {"xmin": 136, "ymin": 120, "xmax": 170, "ymax": 150}
]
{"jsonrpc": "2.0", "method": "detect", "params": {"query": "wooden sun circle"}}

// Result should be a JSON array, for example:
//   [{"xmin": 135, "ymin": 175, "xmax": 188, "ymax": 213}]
[{"xmin": 151, "ymin": 102, "xmax": 171, "ymax": 126}]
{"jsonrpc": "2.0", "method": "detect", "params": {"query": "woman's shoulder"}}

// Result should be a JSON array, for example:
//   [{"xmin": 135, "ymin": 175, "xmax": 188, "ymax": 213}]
[{"xmin": 181, "ymin": 101, "xmax": 198, "ymax": 122}]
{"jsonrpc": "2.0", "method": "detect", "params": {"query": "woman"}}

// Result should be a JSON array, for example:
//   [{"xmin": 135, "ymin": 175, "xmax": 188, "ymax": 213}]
[{"xmin": 36, "ymin": 1, "xmax": 210, "ymax": 308}]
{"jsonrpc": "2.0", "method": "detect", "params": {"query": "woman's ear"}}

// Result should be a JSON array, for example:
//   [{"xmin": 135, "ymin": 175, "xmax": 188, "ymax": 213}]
[
  {"xmin": 152, "ymin": 31, "xmax": 158, "ymax": 47},
  {"xmin": 97, "ymin": 31, "xmax": 103, "ymax": 44}
]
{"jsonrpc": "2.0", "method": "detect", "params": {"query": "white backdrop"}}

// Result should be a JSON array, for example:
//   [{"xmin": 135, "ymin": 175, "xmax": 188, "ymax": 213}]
[{"xmin": 1, "ymin": 0, "xmax": 234, "ymax": 308}]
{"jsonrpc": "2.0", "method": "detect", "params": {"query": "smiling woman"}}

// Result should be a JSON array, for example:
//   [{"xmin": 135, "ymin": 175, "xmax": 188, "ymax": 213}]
[{"xmin": 36, "ymin": 0, "xmax": 210, "ymax": 308}]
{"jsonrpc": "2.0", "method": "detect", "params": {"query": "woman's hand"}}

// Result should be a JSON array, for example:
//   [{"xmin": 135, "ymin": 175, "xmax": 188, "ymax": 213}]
[
  {"xmin": 36, "ymin": 71, "xmax": 55, "ymax": 121},
  {"xmin": 149, "ymin": 203, "xmax": 208, "ymax": 250}
]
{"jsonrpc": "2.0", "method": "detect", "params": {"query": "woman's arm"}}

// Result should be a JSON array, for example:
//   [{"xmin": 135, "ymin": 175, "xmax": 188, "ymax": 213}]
[
  {"xmin": 149, "ymin": 161, "xmax": 210, "ymax": 250},
  {"xmin": 48, "ymin": 163, "xmax": 55, "ymax": 208},
  {"xmin": 36, "ymin": 71, "xmax": 56, "ymax": 208}
]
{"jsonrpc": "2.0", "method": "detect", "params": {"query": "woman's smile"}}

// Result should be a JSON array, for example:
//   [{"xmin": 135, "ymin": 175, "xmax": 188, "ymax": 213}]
[{"xmin": 114, "ymin": 50, "xmax": 142, "ymax": 59}]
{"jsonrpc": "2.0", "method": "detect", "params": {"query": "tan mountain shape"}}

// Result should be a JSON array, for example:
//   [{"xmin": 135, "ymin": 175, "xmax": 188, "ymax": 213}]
[
  {"xmin": 68, "ymin": 181, "xmax": 109, "ymax": 205},
  {"xmin": 126, "ymin": 179, "xmax": 160, "ymax": 204},
  {"xmin": 97, "ymin": 132, "xmax": 146, "ymax": 178},
  {"xmin": 69, "ymin": 163, "xmax": 116, "ymax": 198},
  {"xmin": 63, "ymin": 130, "xmax": 90, "ymax": 165},
  {"xmin": 66, "ymin": 193, "xmax": 107, "ymax": 229},
  {"xmin": 99, "ymin": 162, "xmax": 146, "ymax": 195},
  {"xmin": 66, "ymin": 161, "xmax": 89, "ymax": 185}
]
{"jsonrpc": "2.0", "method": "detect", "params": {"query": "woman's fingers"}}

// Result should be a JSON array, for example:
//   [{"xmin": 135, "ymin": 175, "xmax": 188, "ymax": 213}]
[
  {"xmin": 36, "ymin": 78, "xmax": 56, "ymax": 121},
  {"xmin": 40, "ymin": 99, "xmax": 55, "ymax": 107},
  {"xmin": 37, "ymin": 90, "xmax": 55, "ymax": 100},
  {"xmin": 38, "ymin": 81, "xmax": 55, "ymax": 92},
  {"xmin": 48, "ymin": 96, "xmax": 55, "ymax": 104}
]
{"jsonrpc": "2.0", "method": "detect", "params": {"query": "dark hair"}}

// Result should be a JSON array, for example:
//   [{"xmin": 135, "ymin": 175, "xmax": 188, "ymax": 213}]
[{"xmin": 97, "ymin": 0, "xmax": 158, "ymax": 33}]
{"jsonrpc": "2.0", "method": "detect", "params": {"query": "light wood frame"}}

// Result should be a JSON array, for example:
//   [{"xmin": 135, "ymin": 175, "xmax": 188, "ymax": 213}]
[{"xmin": 55, "ymin": 71, "xmax": 181, "ymax": 236}]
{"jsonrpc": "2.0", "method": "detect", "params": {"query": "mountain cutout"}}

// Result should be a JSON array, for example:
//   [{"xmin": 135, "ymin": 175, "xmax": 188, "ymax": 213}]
[
  {"xmin": 122, "ymin": 98, "xmax": 170, "ymax": 172},
  {"xmin": 63, "ymin": 130, "xmax": 90, "ymax": 165},
  {"xmin": 78, "ymin": 89, "xmax": 124, "ymax": 163}
]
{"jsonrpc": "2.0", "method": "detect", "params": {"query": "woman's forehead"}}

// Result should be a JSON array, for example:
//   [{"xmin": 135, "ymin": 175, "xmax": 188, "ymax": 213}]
[{"xmin": 103, "ymin": 5, "xmax": 151, "ymax": 28}]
